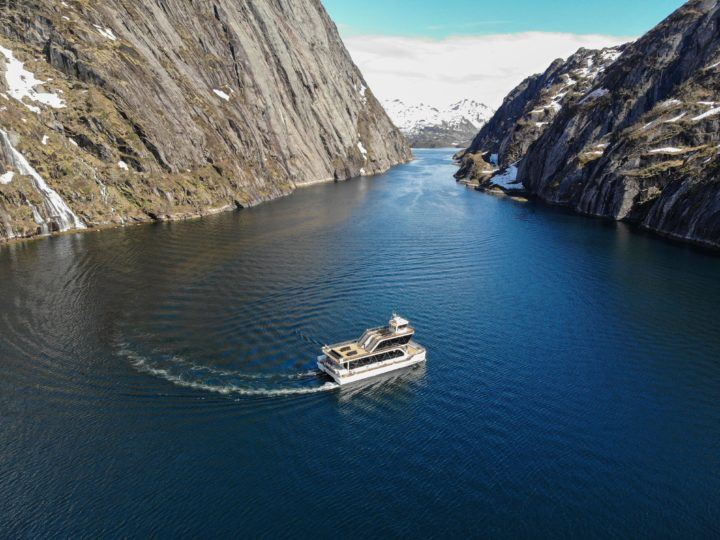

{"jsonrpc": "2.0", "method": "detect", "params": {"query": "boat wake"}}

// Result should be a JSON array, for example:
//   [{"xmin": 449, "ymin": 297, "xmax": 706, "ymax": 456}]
[{"xmin": 116, "ymin": 344, "xmax": 338, "ymax": 397}]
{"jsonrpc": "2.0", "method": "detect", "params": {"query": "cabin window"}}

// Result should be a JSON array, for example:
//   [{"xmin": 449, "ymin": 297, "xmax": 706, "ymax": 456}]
[
  {"xmin": 347, "ymin": 349, "xmax": 404, "ymax": 370},
  {"xmin": 374, "ymin": 334, "xmax": 412, "ymax": 350}
]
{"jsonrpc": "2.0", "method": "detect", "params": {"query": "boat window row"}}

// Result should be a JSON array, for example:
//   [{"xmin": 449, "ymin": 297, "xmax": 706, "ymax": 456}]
[
  {"xmin": 373, "ymin": 334, "xmax": 412, "ymax": 351},
  {"xmin": 346, "ymin": 348, "xmax": 404, "ymax": 370}
]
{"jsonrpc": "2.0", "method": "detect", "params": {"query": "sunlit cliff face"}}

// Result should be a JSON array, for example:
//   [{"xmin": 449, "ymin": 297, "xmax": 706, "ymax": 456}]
[{"xmin": 0, "ymin": 0, "xmax": 410, "ymax": 242}]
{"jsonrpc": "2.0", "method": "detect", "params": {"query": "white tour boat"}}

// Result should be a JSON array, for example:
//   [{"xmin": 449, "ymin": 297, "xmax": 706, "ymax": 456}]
[{"xmin": 317, "ymin": 315, "xmax": 426, "ymax": 385}]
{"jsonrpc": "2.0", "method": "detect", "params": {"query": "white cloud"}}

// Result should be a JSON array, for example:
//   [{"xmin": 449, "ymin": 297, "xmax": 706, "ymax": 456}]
[{"xmin": 342, "ymin": 32, "xmax": 632, "ymax": 108}]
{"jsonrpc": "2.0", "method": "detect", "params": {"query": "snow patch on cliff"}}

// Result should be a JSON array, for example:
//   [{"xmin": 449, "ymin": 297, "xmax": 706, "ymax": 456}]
[
  {"xmin": 491, "ymin": 164, "xmax": 522, "ymax": 190},
  {"xmin": 93, "ymin": 25, "xmax": 117, "ymax": 41},
  {"xmin": 692, "ymin": 107, "xmax": 720, "ymax": 121},
  {"xmin": 358, "ymin": 83, "xmax": 367, "ymax": 104},
  {"xmin": 601, "ymin": 48, "xmax": 623, "ymax": 64},
  {"xmin": 663, "ymin": 113, "xmax": 686, "ymax": 123},
  {"xmin": 579, "ymin": 88, "xmax": 609, "ymax": 104},
  {"xmin": 0, "ymin": 46, "xmax": 66, "ymax": 113},
  {"xmin": 213, "ymin": 89, "xmax": 231, "ymax": 101},
  {"xmin": 0, "ymin": 171, "xmax": 14, "ymax": 184},
  {"xmin": 649, "ymin": 147, "xmax": 688, "ymax": 154}
]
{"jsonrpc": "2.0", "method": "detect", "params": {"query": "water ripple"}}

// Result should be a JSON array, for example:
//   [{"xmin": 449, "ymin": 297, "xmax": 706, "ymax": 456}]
[{"xmin": 0, "ymin": 149, "xmax": 719, "ymax": 536}]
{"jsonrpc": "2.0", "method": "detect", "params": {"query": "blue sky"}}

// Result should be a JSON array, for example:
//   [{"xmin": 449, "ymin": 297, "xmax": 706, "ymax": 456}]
[
  {"xmin": 322, "ymin": 0, "xmax": 686, "ymax": 108},
  {"xmin": 323, "ymin": 0, "xmax": 685, "ymax": 39}
]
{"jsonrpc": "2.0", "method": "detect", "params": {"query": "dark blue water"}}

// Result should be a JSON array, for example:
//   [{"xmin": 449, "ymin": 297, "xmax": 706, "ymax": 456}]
[{"xmin": 1, "ymin": 149, "xmax": 719, "ymax": 537}]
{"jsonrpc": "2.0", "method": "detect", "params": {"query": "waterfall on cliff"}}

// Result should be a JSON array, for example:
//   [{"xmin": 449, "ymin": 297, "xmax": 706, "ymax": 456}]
[{"xmin": 0, "ymin": 128, "xmax": 85, "ymax": 234}]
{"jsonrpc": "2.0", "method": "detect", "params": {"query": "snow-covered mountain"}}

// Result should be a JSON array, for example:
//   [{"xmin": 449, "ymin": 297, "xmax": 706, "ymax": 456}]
[{"xmin": 383, "ymin": 99, "xmax": 494, "ymax": 148}]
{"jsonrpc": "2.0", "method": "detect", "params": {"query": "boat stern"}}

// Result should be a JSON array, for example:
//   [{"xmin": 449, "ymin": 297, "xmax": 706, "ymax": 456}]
[{"xmin": 317, "ymin": 355, "xmax": 344, "ymax": 385}]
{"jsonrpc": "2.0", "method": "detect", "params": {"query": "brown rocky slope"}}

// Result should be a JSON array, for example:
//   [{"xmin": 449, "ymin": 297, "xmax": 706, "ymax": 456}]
[{"xmin": 0, "ymin": 0, "xmax": 411, "ymax": 241}]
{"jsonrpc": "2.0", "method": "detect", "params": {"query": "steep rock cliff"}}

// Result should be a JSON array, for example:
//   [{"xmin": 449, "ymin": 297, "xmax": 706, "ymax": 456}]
[
  {"xmin": 454, "ymin": 45, "xmax": 623, "ymax": 183},
  {"xmin": 458, "ymin": 0, "xmax": 720, "ymax": 248},
  {"xmin": 0, "ymin": 0, "xmax": 411, "ymax": 241},
  {"xmin": 520, "ymin": 0, "xmax": 720, "ymax": 247}
]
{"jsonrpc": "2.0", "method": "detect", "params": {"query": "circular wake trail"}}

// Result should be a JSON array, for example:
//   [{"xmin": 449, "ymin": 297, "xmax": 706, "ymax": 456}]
[{"xmin": 117, "ymin": 344, "xmax": 338, "ymax": 397}]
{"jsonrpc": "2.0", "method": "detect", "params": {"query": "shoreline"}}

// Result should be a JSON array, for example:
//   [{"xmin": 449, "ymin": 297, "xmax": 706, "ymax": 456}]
[
  {"xmin": 0, "ymin": 159, "xmax": 413, "ymax": 248},
  {"xmin": 453, "ymin": 157, "xmax": 720, "ymax": 254},
  {"xmin": 467, "ymin": 182, "xmax": 720, "ymax": 253}
]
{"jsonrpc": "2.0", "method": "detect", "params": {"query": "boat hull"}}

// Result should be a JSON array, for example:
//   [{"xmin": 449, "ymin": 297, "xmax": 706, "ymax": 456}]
[{"xmin": 317, "ymin": 349, "xmax": 426, "ymax": 386}]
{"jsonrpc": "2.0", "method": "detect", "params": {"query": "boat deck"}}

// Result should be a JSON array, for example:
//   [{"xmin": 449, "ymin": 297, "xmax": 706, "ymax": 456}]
[
  {"xmin": 406, "ymin": 342, "xmax": 423, "ymax": 356},
  {"xmin": 326, "ymin": 325, "xmax": 415, "ymax": 360},
  {"xmin": 318, "ymin": 339, "xmax": 427, "ymax": 385},
  {"xmin": 330, "ymin": 341, "xmax": 369, "ymax": 360}
]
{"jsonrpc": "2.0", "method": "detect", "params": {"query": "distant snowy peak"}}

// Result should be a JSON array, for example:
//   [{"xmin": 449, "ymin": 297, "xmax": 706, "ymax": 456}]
[
  {"xmin": 383, "ymin": 99, "xmax": 494, "ymax": 148},
  {"xmin": 446, "ymin": 99, "xmax": 495, "ymax": 129},
  {"xmin": 384, "ymin": 99, "xmax": 493, "ymax": 132}
]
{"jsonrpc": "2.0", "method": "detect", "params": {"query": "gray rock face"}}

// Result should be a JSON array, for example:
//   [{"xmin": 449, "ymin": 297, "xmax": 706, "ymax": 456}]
[
  {"xmin": 459, "ymin": 0, "xmax": 720, "ymax": 249},
  {"xmin": 455, "ymin": 45, "xmax": 623, "ymax": 180},
  {"xmin": 0, "ymin": 0, "xmax": 411, "ymax": 241}
]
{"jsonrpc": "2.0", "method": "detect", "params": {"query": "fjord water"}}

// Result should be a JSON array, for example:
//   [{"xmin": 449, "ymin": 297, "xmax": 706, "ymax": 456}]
[{"xmin": 1, "ymin": 149, "xmax": 719, "ymax": 537}]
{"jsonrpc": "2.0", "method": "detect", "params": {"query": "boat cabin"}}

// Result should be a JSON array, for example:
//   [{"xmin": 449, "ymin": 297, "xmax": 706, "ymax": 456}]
[{"xmin": 323, "ymin": 314, "xmax": 415, "ymax": 371}]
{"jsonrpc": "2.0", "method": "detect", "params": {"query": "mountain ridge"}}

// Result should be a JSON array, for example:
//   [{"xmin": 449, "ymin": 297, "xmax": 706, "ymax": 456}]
[
  {"xmin": 384, "ymin": 98, "xmax": 493, "ymax": 148},
  {"xmin": 456, "ymin": 0, "xmax": 720, "ymax": 248}
]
